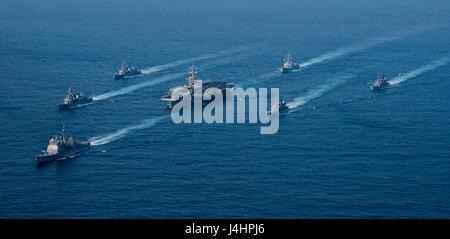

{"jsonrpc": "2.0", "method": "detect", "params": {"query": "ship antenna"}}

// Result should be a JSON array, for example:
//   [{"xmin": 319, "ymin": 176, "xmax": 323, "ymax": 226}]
[
  {"xmin": 187, "ymin": 64, "xmax": 196, "ymax": 87},
  {"xmin": 191, "ymin": 64, "xmax": 196, "ymax": 78},
  {"xmin": 60, "ymin": 124, "xmax": 65, "ymax": 139}
]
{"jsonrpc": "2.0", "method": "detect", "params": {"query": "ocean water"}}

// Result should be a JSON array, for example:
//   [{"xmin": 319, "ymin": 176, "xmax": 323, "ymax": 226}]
[{"xmin": 1, "ymin": 0, "xmax": 450, "ymax": 218}]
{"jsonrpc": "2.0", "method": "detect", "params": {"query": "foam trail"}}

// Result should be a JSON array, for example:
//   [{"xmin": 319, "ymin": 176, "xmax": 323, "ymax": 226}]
[
  {"xmin": 93, "ymin": 73, "xmax": 184, "ymax": 101},
  {"xmin": 140, "ymin": 47, "xmax": 248, "ymax": 74},
  {"xmin": 299, "ymin": 25, "xmax": 438, "ymax": 68},
  {"xmin": 238, "ymin": 72, "xmax": 279, "ymax": 87},
  {"xmin": 388, "ymin": 57, "xmax": 449, "ymax": 85},
  {"xmin": 141, "ymin": 54, "xmax": 216, "ymax": 74},
  {"xmin": 287, "ymin": 76, "xmax": 351, "ymax": 109},
  {"xmin": 93, "ymin": 53, "xmax": 246, "ymax": 101},
  {"xmin": 238, "ymin": 26, "xmax": 438, "ymax": 86},
  {"xmin": 90, "ymin": 115, "xmax": 168, "ymax": 146},
  {"xmin": 94, "ymin": 55, "xmax": 239, "ymax": 102}
]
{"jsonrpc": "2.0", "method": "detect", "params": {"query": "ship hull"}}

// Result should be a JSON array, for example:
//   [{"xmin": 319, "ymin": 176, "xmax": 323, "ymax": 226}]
[
  {"xmin": 163, "ymin": 96, "xmax": 217, "ymax": 109},
  {"xmin": 35, "ymin": 143, "xmax": 90, "ymax": 165},
  {"xmin": 58, "ymin": 98, "xmax": 93, "ymax": 110},
  {"xmin": 281, "ymin": 64, "xmax": 301, "ymax": 73},
  {"xmin": 114, "ymin": 71, "xmax": 142, "ymax": 80},
  {"xmin": 268, "ymin": 105, "xmax": 289, "ymax": 115},
  {"xmin": 162, "ymin": 81, "xmax": 234, "ymax": 109},
  {"xmin": 370, "ymin": 83, "xmax": 390, "ymax": 91}
]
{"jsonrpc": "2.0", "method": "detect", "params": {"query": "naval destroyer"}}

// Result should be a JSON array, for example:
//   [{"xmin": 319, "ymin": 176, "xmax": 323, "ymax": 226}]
[
  {"xmin": 58, "ymin": 87, "xmax": 93, "ymax": 110},
  {"xmin": 161, "ymin": 65, "xmax": 234, "ymax": 108},
  {"xmin": 114, "ymin": 60, "xmax": 142, "ymax": 79},
  {"xmin": 281, "ymin": 54, "xmax": 301, "ymax": 73},
  {"xmin": 370, "ymin": 74, "xmax": 390, "ymax": 91},
  {"xmin": 268, "ymin": 98, "xmax": 289, "ymax": 115},
  {"xmin": 36, "ymin": 126, "xmax": 90, "ymax": 164}
]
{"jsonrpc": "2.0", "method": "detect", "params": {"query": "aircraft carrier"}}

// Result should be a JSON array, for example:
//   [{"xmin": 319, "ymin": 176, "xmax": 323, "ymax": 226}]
[{"xmin": 161, "ymin": 65, "xmax": 234, "ymax": 108}]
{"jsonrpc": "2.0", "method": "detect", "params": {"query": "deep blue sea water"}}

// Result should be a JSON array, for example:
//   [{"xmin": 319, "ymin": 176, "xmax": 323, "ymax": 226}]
[{"xmin": 1, "ymin": 0, "xmax": 450, "ymax": 218}]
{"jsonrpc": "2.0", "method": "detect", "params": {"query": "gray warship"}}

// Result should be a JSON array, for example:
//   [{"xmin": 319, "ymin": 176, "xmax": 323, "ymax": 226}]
[
  {"xmin": 58, "ymin": 87, "xmax": 93, "ymax": 110},
  {"xmin": 161, "ymin": 65, "xmax": 234, "ymax": 108},
  {"xmin": 281, "ymin": 54, "xmax": 301, "ymax": 73},
  {"xmin": 268, "ymin": 98, "xmax": 289, "ymax": 115},
  {"xmin": 114, "ymin": 60, "xmax": 142, "ymax": 79},
  {"xmin": 36, "ymin": 126, "xmax": 90, "ymax": 165},
  {"xmin": 370, "ymin": 74, "xmax": 390, "ymax": 91}
]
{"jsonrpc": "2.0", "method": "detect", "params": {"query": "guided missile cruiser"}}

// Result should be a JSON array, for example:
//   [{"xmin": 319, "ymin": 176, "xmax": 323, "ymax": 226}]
[
  {"xmin": 114, "ymin": 60, "xmax": 142, "ymax": 79},
  {"xmin": 161, "ymin": 65, "xmax": 234, "ymax": 108},
  {"xmin": 35, "ymin": 126, "xmax": 90, "ymax": 165},
  {"xmin": 281, "ymin": 54, "xmax": 301, "ymax": 73},
  {"xmin": 58, "ymin": 87, "xmax": 93, "ymax": 110},
  {"xmin": 370, "ymin": 74, "xmax": 390, "ymax": 91}
]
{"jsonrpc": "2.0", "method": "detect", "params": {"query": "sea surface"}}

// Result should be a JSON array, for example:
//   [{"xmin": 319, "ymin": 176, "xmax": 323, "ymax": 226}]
[{"xmin": 1, "ymin": 0, "xmax": 450, "ymax": 218}]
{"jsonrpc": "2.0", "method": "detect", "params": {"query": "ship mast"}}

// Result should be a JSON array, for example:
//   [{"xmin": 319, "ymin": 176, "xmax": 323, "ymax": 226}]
[
  {"xmin": 187, "ymin": 64, "xmax": 196, "ymax": 88},
  {"xmin": 61, "ymin": 125, "xmax": 66, "ymax": 141}
]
